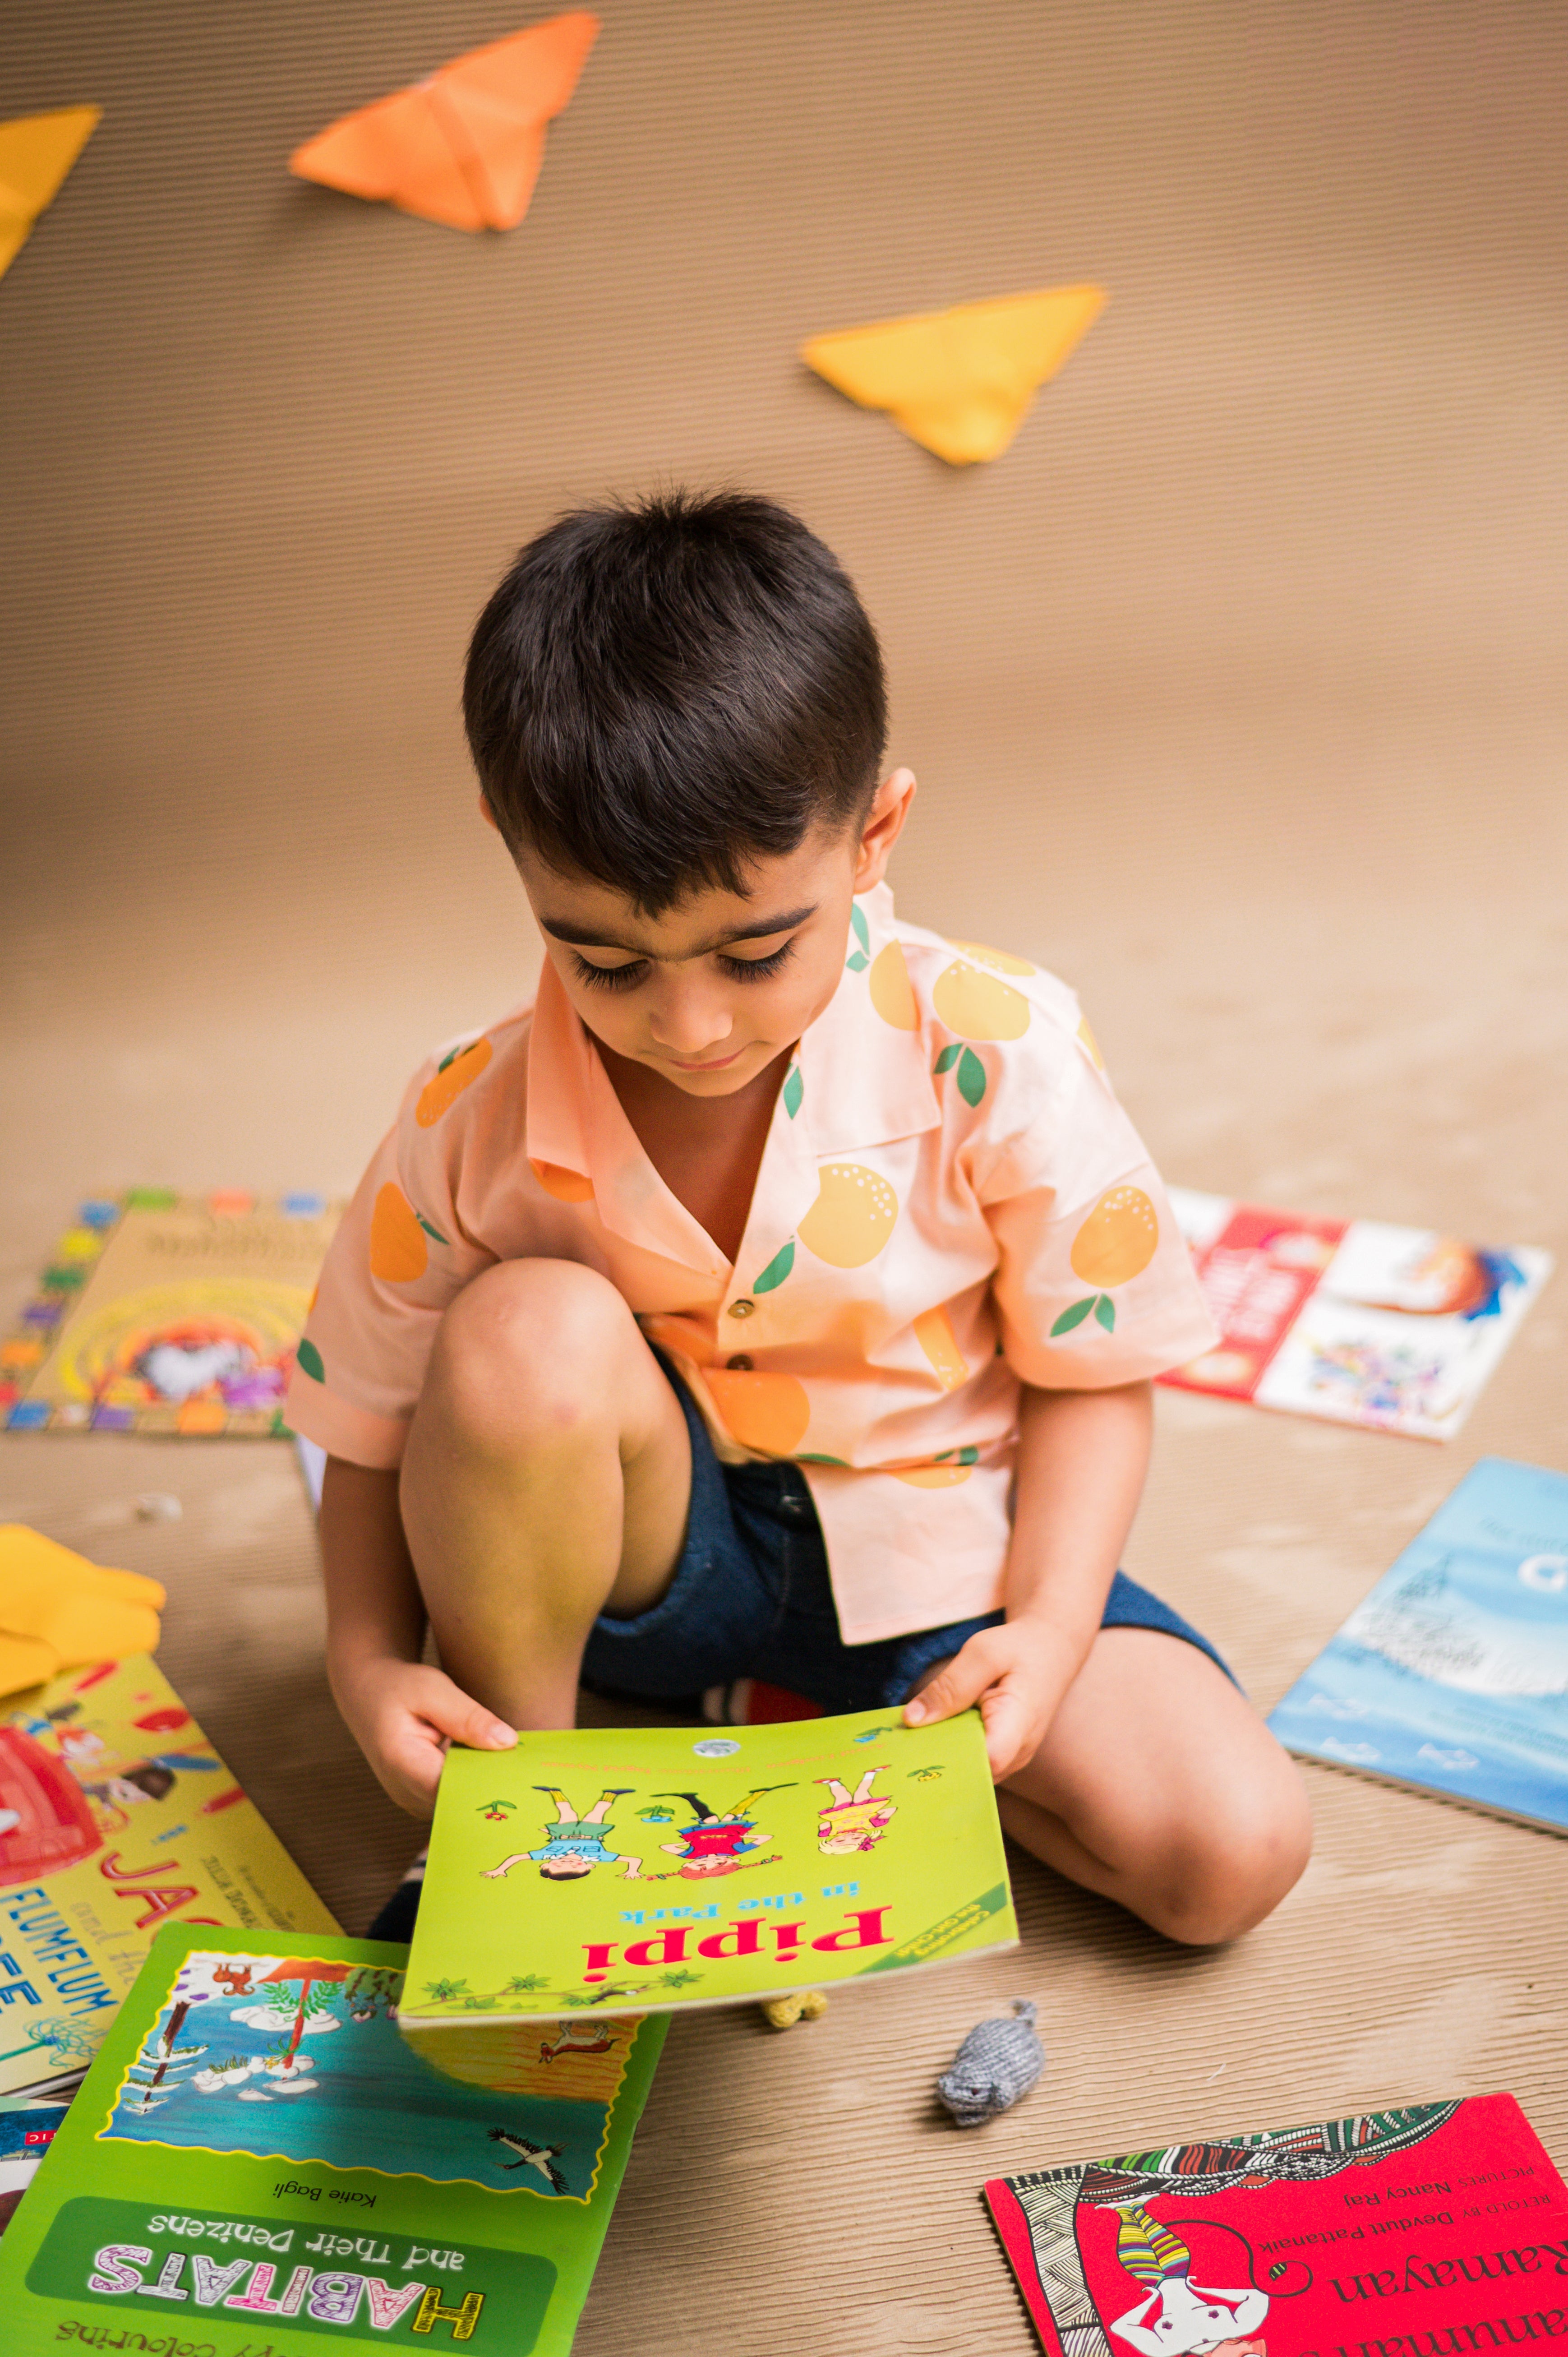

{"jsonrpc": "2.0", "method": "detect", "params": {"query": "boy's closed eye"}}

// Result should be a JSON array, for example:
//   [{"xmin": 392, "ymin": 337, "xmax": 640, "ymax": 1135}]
[{"xmin": 571, "ymin": 939, "xmax": 798, "ymax": 991}]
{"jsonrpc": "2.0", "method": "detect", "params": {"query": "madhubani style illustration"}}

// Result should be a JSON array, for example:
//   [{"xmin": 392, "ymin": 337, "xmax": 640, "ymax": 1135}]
[
  {"xmin": 100, "ymin": 1950, "xmax": 641, "ymax": 2200},
  {"xmin": 1000, "ymin": 2103, "xmax": 1462, "ymax": 2356}
]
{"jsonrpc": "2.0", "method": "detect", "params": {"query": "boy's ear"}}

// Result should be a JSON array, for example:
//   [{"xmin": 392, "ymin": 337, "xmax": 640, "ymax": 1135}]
[
  {"xmin": 478, "ymin": 793, "xmax": 500, "ymax": 833},
  {"xmin": 852, "ymin": 767, "xmax": 917, "ymax": 892}
]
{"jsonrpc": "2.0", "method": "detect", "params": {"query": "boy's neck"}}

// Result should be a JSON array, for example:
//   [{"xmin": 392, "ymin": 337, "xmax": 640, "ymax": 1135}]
[{"xmin": 594, "ymin": 1037, "xmax": 793, "ymax": 1270}]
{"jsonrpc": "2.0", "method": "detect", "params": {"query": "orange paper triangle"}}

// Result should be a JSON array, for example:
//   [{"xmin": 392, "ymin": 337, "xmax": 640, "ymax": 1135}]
[
  {"xmin": 0, "ymin": 105, "xmax": 101, "ymax": 282},
  {"xmin": 802, "ymin": 285, "xmax": 1107, "ymax": 465},
  {"xmin": 290, "ymin": 12, "xmax": 599, "ymax": 232}
]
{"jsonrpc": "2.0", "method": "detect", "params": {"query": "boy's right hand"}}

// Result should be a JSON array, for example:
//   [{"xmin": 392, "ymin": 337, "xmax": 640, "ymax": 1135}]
[{"xmin": 332, "ymin": 1657, "xmax": 517, "ymax": 1818}]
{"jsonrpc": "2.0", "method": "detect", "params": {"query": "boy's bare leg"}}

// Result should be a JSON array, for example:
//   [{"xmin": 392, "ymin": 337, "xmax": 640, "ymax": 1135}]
[
  {"xmin": 913, "ymin": 1629, "xmax": 1311, "ymax": 1947},
  {"xmin": 399, "ymin": 1257, "xmax": 692, "ymax": 1733}
]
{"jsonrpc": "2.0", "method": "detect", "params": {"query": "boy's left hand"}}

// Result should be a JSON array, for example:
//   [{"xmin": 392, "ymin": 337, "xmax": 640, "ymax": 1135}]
[{"xmin": 902, "ymin": 1620, "xmax": 1077, "ymax": 1783}]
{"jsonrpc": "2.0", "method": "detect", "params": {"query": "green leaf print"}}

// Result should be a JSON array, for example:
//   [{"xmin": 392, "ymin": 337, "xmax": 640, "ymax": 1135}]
[
  {"xmin": 295, "ymin": 1338, "xmax": 325, "ymax": 1382},
  {"xmin": 797, "ymin": 1452, "xmax": 849, "ymax": 1465},
  {"xmin": 956, "ymin": 1046, "xmax": 987, "ymax": 1106},
  {"xmin": 1093, "ymin": 1292, "xmax": 1116, "ymax": 1332},
  {"xmin": 753, "ymin": 1237, "xmax": 796, "ymax": 1293},
  {"xmin": 933, "ymin": 1044, "xmax": 962, "ymax": 1075},
  {"xmin": 416, "ymin": 1215, "xmax": 450, "ymax": 1245},
  {"xmin": 1049, "ymin": 1298, "xmax": 1096, "ymax": 1338},
  {"xmin": 849, "ymin": 902, "xmax": 871, "ymax": 955},
  {"xmin": 783, "ymin": 1063, "xmax": 803, "ymax": 1119},
  {"xmin": 845, "ymin": 951, "xmax": 869, "ymax": 972}
]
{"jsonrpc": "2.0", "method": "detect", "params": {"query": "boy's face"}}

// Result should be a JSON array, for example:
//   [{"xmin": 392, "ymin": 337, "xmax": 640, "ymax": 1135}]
[{"xmin": 498, "ymin": 769, "xmax": 915, "ymax": 1097}]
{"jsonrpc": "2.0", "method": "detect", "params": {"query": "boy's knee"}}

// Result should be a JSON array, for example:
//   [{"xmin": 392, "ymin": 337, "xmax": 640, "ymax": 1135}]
[
  {"xmin": 1145, "ymin": 1766, "xmax": 1313, "ymax": 1947},
  {"xmin": 429, "ymin": 1259, "xmax": 637, "ymax": 1446}
]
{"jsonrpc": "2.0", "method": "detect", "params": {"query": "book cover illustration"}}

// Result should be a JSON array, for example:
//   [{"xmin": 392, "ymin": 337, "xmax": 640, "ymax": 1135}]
[
  {"xmin": 0, "ymin": 1925, "xmax": 666, "ymax": 2355},
  {"xmin": 0, "ymin": 2103, "xmax": 65, "ymax": 2232},
  {"xmin": 1, "ymin": 1190, "xmax": 341, "ymax": 1437},
  {"xmin": 985, "ymin": 2093, "xmax": 1568, "ymax": 2355},
  {"xmin": 1268, "ymin": 1456, "xmax": 1568, "ymax": 1835},
  {"xmin": 1160, "ymin": 1190, "xmax": 1551, "ymax": 1440},
  {"xmin": 401, "ymin": 1705, "xmax": 1015, "ymax": 2036},
  {"xmin": 0, "ymin": 1655, "xmax": 337, "ymax": 2098}
]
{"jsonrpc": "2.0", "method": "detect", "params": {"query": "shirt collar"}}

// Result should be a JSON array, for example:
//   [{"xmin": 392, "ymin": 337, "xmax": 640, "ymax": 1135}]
[{"xmin": 523, "ymin": 886, "xmax": 941, "ymax": 1271}]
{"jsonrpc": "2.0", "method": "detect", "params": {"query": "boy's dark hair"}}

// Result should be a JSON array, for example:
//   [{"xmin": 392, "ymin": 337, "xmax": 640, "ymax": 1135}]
[{"xmin": 464, "ymin": 490, "xmax": 886, "ymax": 912}]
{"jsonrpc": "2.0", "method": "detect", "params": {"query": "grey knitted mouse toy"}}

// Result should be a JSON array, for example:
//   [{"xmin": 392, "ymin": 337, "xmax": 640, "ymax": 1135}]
[{"xmin": 935, "ymin": 1998, "xmax": 1044, "ymax": 2127}]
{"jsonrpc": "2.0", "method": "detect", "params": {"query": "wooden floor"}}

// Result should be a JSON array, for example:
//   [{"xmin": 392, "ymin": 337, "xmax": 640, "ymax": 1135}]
[{"xmin": 3, "ymin": 5, "xmax": 1566, "ymax": 2348}]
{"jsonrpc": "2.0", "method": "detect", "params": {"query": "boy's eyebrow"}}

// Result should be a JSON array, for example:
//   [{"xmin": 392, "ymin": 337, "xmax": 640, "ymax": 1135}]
[{"xmin": 540, "ymin": 903, "xmax": 819, "ymax": 957}]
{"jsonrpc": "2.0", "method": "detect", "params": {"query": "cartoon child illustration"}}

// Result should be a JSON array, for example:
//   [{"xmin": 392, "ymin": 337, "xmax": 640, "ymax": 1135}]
[
  {"xmin": 1107, "ymin": 2207, "xmax": 1270, "ymax": 2356},
  {"xmin": 482, "ymin": 1787, "xmax": 644, "ymax": 1881},
  {"xmin": 816, "ymin": 1766, "xmax": 897, "ymax": 1854},
  {"xmin": 645, "ymin": 1788, "xmax": 791, "ymax": 1879}
]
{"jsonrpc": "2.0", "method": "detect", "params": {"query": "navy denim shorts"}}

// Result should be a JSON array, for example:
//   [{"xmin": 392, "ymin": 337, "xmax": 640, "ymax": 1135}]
[{"xmin": 580, "ymin": 1357, "xmax": 1234, "ymax": 1715}]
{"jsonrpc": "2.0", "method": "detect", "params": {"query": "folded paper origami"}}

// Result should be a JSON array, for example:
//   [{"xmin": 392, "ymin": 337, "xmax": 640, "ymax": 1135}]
[
  {"xmin": 0, "ymin": 1526, "xmax": 164, "ymax": 1699},
  {"xmin": 290, "ymin": 12, "xmax": 599, "ymax": 233},
  {"xmin": 801, "ymin": 285, "xmax": 1107, "ymax": 465},
  {"xmin": 0, "ymin": 106, "xmax": 101, "ymax": 283}
]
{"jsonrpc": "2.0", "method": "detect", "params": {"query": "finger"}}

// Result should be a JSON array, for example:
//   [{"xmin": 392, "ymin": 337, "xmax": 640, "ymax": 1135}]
[
  {"xmin": 978, "ymin": 1684, "xmax": 1039, "ymax": 1783},
  {"xmin": 413, "ymin": 1675, "xmax": 516, "ymax": 1751},
  {"xmin": 379, "ymin": 1723, "xmax": 447, "ymax": 1817},
  {"xmin": 904, "ymin": 1633, "xmax": 1006, "ymax": 1727}
]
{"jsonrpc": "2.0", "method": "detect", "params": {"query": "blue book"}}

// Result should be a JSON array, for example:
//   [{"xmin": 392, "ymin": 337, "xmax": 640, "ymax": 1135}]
[{"xmin": 1268, "ymin": 1457, "xmax": 1568, "ymax": 1833}]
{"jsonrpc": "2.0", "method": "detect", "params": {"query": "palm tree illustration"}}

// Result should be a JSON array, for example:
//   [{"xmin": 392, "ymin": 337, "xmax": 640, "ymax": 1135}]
[{"xmin": 256, "ymin": 1958, "xmax": 350, "ymax": 2068}]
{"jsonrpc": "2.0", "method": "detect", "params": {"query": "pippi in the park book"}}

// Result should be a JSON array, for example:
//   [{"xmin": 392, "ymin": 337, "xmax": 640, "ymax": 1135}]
[
  {"xmin": 400, "ymin": 1705, "xmax": 1015, "ymax": 2039},
  {"xmin": 0, "ymin": 1656, "xmax": 337, "ymax": 2100},
  {"xmin": 0, "ymin": 1924, "xmax": 667, "ymax": 2356},
  {"xmin": 983, "ymin": 2094, "xmax": 1568, "ymax": 2356}
]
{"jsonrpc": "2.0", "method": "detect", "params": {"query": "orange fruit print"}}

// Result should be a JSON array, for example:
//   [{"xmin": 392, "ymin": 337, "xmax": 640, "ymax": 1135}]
[
  {"xmin": 415, "ymin": 1036, "xmax": 492, "ymax": 1128},
  {"xmin": 868, "ymin": 939, "xmax": 919, "ymax": 1029},
  {"xmin": 913, "ymin": 1304, "xmax": 968, "ymax": 1391},
  {"xmin": 529, "ymin": 1158, "xmax": 595, "ymax": 1203},
  {"xmin": 704, "ymin": 1369, "xmax": 811, "ymax": 1456},
  {"xmin": 369, "ymin": 1183, "xmax": 428, "ymax": 1283},
  {"xmin": 798, "ymin": 1164, "xmax": 898, "ymax": 1268},
  {"xmin": 932, "ymin": 960, "xmax": 1030, "ymax": 1043},
  {"xmin": 1070, "ymin": 1186, "xmax": 1159, "ymax": 1288}
]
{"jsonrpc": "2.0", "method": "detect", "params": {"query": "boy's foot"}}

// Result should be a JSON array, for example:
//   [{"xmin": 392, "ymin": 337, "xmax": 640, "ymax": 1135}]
[{"xmin": 367, "ymin": 1847, "xmax": 427, "ymax": 1944}]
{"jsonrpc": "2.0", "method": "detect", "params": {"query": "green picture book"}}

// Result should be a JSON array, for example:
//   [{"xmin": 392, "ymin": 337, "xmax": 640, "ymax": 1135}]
[
  {"xmin": 400, "ymin": 1704, "xmax": 1015, "ymax": 2046},
  {"xmin": 0, "ymin": 1923, "xmax": 666, "ymax": 2354}
]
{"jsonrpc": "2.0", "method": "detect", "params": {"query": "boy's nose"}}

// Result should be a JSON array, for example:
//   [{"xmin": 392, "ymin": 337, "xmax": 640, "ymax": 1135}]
[{"xmin": 648, "ymin": 986, "xmax": 735, "ymax": 1058}]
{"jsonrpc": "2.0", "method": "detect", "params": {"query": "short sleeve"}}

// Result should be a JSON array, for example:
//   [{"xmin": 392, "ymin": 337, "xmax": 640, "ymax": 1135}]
[
  {"xmin": 283, "ymin": 1041, "xmax": 501, "ymax": 1467},
  {"xmin": 980, "ymin": 1035, "xmax": 1218, "ymax": 1389}
]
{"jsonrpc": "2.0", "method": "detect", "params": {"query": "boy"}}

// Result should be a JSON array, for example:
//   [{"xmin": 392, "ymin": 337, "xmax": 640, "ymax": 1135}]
[{"xmin": 287, "ymin": 491, "xmax": 1311, "ymax": 1948}]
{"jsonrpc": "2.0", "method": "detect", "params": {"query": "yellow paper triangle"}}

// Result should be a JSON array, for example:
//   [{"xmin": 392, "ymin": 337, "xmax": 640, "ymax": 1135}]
[
  {"xmin": 802, "ymin": 284, "xmax": 1106, "ymax": 465},
  {"xmin": 0, "ymin": 105, "xmax": 101, "ymax": 281}
]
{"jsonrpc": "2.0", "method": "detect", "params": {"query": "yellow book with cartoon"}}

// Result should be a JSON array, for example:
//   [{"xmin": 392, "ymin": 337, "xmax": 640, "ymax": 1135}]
[
  {"xmin": 400, "ymin": 1705, "xmax": 1014, "ymax": 2045},
  {"xmin": 0, "ymin": 1658, "xmax": 337, "ymax": 2098}
]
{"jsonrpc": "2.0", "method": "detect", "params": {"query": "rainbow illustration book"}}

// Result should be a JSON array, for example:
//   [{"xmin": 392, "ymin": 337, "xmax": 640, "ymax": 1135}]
[
  {"xmin": 401, "ymin": 1705, "xmax": 1015, "ymax": 2039},
  {"xmin": 0, "ymin": 1656, "xmax": 337, "ymax": 2099},
  {"xmin": 1, "ymin": 1191, "xmax": 341, "ymax": 1437},
  {"xmin": 1160, "ymin": 1189, "xmax": 1550, "ymax": 1440},
  {"xmin": 0, "ymin": 1923, "xmax": 666, "ymax": 2354},
  {"xmin": 985, "ymin": 2094, "xmax": 1568, "ymax": 2354}
]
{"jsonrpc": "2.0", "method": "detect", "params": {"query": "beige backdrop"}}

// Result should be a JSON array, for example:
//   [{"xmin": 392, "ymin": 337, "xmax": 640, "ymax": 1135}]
[{"xmin": 3, "ymin": 5, "xmax": 1567, "ymax": 2350}]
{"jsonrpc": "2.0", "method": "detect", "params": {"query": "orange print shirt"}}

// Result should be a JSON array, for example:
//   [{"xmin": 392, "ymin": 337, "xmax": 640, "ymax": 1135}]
[{"xmin": 284, "ymin": 884, "xmax": 1218, "ymax": 1644}]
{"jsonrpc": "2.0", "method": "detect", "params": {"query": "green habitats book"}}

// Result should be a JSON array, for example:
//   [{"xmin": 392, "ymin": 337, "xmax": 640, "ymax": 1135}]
[
  {"xmin": 400, "ymin": 1704, "xmax": 1015, "ymax": 2043},
  {"xmin": 0, "ymin": 1923, "xmax": 666, "ymax": 2355}
]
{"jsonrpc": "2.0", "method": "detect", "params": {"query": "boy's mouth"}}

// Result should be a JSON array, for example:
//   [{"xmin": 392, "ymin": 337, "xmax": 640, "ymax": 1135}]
[{"xmin": 664, "ymin": 1046, "xmax": 747, "ymax": 1072}]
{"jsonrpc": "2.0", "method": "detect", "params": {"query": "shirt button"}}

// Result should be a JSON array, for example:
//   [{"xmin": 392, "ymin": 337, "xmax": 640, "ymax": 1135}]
[
  {"xmin": 726, "ymin": 1354, "xmax": 753, "ymax": 1372},
  {"xmin": 728, "ymin": 1299, "xmax": 755, "ymax": 1319}
]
